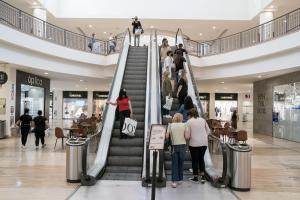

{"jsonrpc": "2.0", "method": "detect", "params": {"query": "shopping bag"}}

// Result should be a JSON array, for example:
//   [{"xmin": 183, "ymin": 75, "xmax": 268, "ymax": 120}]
[
  {"xmin": 122, "ymin": 118, "xmax": 137, "ymax": 136},
  {"xmin": 163, "ymin": 96, "xmax": 173, "ymax": 110},
  {"xmin": 135, "ymin": 28, "xmax": 142, "ymax": 35}
]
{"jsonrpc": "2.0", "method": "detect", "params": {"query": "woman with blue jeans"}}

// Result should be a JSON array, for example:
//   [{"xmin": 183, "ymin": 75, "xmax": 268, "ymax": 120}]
[{"xmin": 166, "ymin": 113, "xmax": 188, "ymax": 188}]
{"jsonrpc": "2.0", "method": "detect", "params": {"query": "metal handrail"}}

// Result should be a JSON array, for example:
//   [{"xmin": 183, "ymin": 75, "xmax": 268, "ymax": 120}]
[
  {"xmin": 180, "ymin": 8, "xmax": 300, "ymax": 57},
  {"xmin": 81, "ymin": 28, "xmax": 130, "ymax": 185},
  {"xmin": 0, "ymin": 0, "xmax": 124, "ymax": 55}
]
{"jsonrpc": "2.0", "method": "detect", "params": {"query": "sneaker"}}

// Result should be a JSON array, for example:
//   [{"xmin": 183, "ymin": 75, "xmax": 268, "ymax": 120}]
[
  {"xmin": 21, "ymin": 145, "xmax": 26, "ymax": 149},
  {"xmin": 200, "ymin": 175, "xmax": 206, "ymax": 184},
  {"xmin": 42, "ymin": 144, "xmax": 46, "ymax": 148},
  {"xmin": 189, "ymin": 177, "xmax": 199, "ymax": 183},
  {"xmin": 35, "ymin": 146, "xmax": 39, "ymax": 150},
  {"xmin": 171, "ymin": 182, "xmax": 177, "ymax": 188}
]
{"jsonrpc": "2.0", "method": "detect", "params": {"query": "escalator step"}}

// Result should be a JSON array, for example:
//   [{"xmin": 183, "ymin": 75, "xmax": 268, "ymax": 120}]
[
  {"xmin": 111, "ymin": 138, "xmax": 144, "ymax": 147},
  {"xmin": 114, "ymin": 122, "xmax": 144, "ymax": 129},
  {"xmin": 112, "ymin": 129, "xmax": 144, "ymax": 138},
  {"xmin": 107, "ymin": 156, "xmax": 143, "ymax": 166},
  {"xmin": 101, "ymin": 173, "xmax": 141, "ymax": 181},
  {"xmin": 105, "ymin": 166, "xmax": 142, "ymax": 173},
  {"xmin": 110, "ymin": 146, "xmax": 143, "ymax": 156}
]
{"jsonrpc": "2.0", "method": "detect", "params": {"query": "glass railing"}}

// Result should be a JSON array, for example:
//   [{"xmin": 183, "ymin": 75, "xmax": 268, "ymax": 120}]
[
  {"xmin": 0, "ymin": 0, "xmax": 124, "ymax": 55},
  {"xmin": 179, "ymin": 8, "xmax": 300, "ymax": 57}
]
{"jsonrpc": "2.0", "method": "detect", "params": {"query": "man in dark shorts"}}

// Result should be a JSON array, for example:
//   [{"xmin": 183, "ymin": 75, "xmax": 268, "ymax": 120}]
[{"xmin": 33, "ymin": 110, "xmax": 49, "ymax": 149}]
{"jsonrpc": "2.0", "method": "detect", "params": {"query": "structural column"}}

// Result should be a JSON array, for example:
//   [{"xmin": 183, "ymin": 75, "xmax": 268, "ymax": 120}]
[
  {"xmin": 259, "ymin": 11, "xmax": 274, "ymax": 41},
  {"xmin": 32, "ymin": 7, "xmax": 47, "ymax": 37}
]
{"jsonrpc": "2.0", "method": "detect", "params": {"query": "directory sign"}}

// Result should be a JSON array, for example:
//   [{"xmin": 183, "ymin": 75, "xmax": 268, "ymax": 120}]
[{"xmin": 149, "ymin": 124, "xmax": 166, "ymax": 150}]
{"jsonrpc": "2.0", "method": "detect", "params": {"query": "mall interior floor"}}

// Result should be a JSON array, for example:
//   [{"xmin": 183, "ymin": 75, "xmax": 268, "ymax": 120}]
[{"xmin": 0, "ymin": 126, "xmax": 300, "ymax": 199}]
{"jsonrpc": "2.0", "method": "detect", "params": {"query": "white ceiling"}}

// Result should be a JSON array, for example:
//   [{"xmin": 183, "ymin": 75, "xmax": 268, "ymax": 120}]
[{"xmin": 4, "ymin": 0, "xmax": 300, "ymax": 40}]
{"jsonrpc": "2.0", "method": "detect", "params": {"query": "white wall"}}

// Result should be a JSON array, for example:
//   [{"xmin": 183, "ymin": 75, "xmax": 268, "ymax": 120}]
[
  {"xmin": 0, "ymin": 67, "xmax": 16, "ymax": 137},
  {"xmin": 190, "ymin": 30, "xmax": 300, "ymax": 80},
  {"xmin": 40, "ymin": 0, "xmax": 271, "ymax": 20}
]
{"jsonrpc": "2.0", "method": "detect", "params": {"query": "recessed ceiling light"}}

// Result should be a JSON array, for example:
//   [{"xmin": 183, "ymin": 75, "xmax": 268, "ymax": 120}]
[
  {"xmin": 79, "ymin": 80, "xmax": 84, "ymax": 82},
  {"xmin": 199, "ymin": 33, "xmax": 203, "ymax": 36},
  {"xmin": 270, "ymin": 5, "xmax": 274, "ymax": 9},
  {"xmin": 258, "ymin": 75, "xmax": 262, "ymax": 78},
  {"xmin": 212, "ymin": 26, "xmax": 216, "ymax": 30},
  {"xmin": 44, "ymin": 72, "xmax": 48, "ymax": 75},
  {"xmin": 103, "ymin": 31, "xmax": 107, "ymax": 34},
  {"xmin": 53, "ymin": 88, "xmax": 55, "ymax": 90},
  {"xmin": 224, "ymin": 87, "xmax": 227, "ymax": 90},
  {"xmin": 220, "ymin": 81, "xmax": 225, "ymax": 84},
  {"xmin": 32, "ymin": 2, "xmax": 37, "ymax": 5},
  {"xmin": 150, "ymin": 25, "xmax": 154, "ymax": 29},
  {"xmin": 85, "ymin": 88, "xmax": 88, "ymax": 90},
  {"xmin": 88, "ymin": 24, "xmax": 93, "ymax": 28}
]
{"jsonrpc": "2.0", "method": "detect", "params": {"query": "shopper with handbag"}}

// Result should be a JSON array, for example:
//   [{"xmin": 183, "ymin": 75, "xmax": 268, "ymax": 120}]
[
  {"xmin": 185, "ymin": 108, "xmax": 210, "ymax": 184},
  {"xmin": 107, "ymin": 88, "xmax": 133, "ymax": 139},
  {"xmin": 132, "ymin": 16, "xmax": 143, "ymax": 46},
  {"xmin": 178, "ymin": 96, "xmax": 196, "ymax": 123},
  {"xmin": 162, "ymin": 70, "xmax": 173, "ymax": 116},
  {"xmin": 166, "ymin": 113, "xmax": 188, "ymax": 188}
]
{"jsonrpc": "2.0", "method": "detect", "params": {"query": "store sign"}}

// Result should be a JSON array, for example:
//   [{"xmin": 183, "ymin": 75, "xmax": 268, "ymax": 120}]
[
  {"xmin": 0, "ymin": 71, "xmax": 8, "ymax": 85},
  {"xmin": 63, "ymin": 91, "xmax": 88, "ymax": 98},
  {"xmin": 215, "ymin": 93, "xmax": 238, "ymax": 101},
  {"xmin": 93, "ymin": 91, "xmax": 109, "ymax": 99},
  {"xmin": 16, "ymin": 70, "xmax": 49, "ymax": 88},
  {"xmin": 199, "ymin": 93, "xmax": 210, "ymax": 100}
]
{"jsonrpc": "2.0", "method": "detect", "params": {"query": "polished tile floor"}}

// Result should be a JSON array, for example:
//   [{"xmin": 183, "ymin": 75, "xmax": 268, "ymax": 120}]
[{"xmin": 0, "ymin": 129, "xmax": 300, "ymax": 200}]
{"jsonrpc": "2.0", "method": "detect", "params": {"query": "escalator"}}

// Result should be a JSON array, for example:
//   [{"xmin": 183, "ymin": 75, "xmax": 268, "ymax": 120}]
[
  {"xmin": 102, "ymin": 46, "xmax": 147, "ymax": 180},
  {"xmin": 161, "ymin": 29, "xmax": 228, "ymax": 186},
  {"xmin": 81, "ymin": 30, "xmax": 149, "ymax": 185}
]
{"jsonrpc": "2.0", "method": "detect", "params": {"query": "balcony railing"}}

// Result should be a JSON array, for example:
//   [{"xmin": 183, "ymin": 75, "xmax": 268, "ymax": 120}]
[
  {"xmin": 0, "ymin": 0, "xmax": 123, "ymax": 55},
  {"xmin": 179, "ymin": 8, "xmax": 300, "ymax": 57}
]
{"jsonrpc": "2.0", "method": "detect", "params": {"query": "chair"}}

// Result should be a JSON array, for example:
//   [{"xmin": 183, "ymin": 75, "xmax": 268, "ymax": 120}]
[
  {"xmin": 236, "ymin": 130, "xmax": 248, "ymax": 143},
  {"xmin": 227, "ymin": 128, "xmax": 237, "ymax": 144},
  {"xmin": 54, "ymin": 127, "xmax": 67, "ymax": 150}
]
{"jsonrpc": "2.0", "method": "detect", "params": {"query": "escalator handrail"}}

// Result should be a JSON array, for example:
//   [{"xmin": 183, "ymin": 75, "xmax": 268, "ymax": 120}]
[
  {"xmin": 81, "ymin": 28, "xmax": 130, "ymax": 184},
  {"xmin": 176, "ymin": 29, "xmax": 227, "ymax": 185}
]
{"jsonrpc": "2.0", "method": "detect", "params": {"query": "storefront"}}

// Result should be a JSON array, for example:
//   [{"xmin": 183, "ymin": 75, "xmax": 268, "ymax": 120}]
[
  {"xmin": 93, "ymin": 91, "xmax": 109, "ymax": 116},
  {"xmin": 199, "ymin": 93, "xmax": 210, "ymax": 118},
  {"xmin": 273, "ymin": 82, "xmax": 300, "ymax": 142},
  {"xmin": 214, "ymin": 93, "xmax": 238, "ymax": 121},
  {"xmin": 16, "ymin": 70, "xmax": 50, "ymax": 119},
  {"xmin": 63, "ymin": 91, "xmax": 88, "ymax": 119}
]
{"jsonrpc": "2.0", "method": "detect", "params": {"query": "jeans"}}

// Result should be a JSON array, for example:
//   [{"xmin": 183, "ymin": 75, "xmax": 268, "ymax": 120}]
[
  {"xmin": 134, "ymin": 35, "xmax": 140, "ymax": 46},
  {"xmin": 171, "ymin": 144, "xmax": 186, "ymax": 181},
  {"xmin": 21, "ymin": 124, "xmax": 30, "ymax": 146},
  {"xmin": 109, "ymin": 46, "xmax": 116, "ymax": 54},
  {"xmin": 189, "ymin": 146, "xmax": 207, "ymax": 175},
  {"xmin": 119, "ymin": 110, "xmax": 130, "ymax": 139}
]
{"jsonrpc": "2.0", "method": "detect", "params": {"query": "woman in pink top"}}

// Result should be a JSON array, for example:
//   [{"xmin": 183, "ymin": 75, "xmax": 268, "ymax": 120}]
[
  {"xmin": 185, "ymin": 108, "xmax": 210, "ymax": 184},
  {"xmin": 107, "ymin": 88, "xmax": 133, "ymax": 139}
]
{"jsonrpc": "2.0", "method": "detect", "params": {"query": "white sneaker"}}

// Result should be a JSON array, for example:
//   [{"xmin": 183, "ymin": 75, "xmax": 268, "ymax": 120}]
[{"xmin": 171, "ymin": 182, "xmax": 177, "ymax": 188}]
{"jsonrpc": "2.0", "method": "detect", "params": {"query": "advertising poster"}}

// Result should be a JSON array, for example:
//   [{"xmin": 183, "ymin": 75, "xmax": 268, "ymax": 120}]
[{"xmin": 149, "ymin": 124, "xmax": 167, "ymax": 150}]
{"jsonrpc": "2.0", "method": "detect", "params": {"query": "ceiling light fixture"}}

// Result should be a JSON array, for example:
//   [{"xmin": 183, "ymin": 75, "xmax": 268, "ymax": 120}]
[
  {"xmin": 85, "ymin": 88, "xmax": 88, "ymax": 90},
  {"xmin": 44, "ymin": 72, "xmax": 48, "ymax": 75},
  {"xmin": 103, "ymin": 31, "xmax": 107, "ymax": 34},
  {"xmin": 220, "ymin": 81, "xmax": 225, "ymax": 84},
  {"xmin": 258, "ymin": 75, "xmax": 262, "ymax": 78},
  {"xmin": 199, "ymin": 33, "xmax": 203, "ymax": 36},
  {"xmin": 212, "ymin": 26, "xmax": 216, "ymax": 30},
  {"xmin": 79, "ymin": 80, "xmax": 84, "ymax": 82},
  {"xmin": 150, "ymin": 25, "xmax": 154, "ymax": 29},
  {"xmin": 53, "ymin": 88, "xmax": 55, "ymax": 90},
  {"xmin": 88, "ymin": 24, "xmax": 93, "ymax": 28},
  {"xmin": 32, "ymin": 2, "xmax": 37, "ymax": 5}
]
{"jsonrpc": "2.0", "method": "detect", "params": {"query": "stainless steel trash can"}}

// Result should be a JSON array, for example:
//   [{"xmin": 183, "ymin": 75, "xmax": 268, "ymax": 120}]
[
  {"xmin": 227, "ymin": 143, "xmax": 252, "ymax": 191},
  {"xmin": 0, "ymin": 120, "xmax": 6, "ymax": 139},
  {"xmin": 11, "ymin": 126, "xmax": 20, "ymax": 137},
  {"xmin": 66, "ymin": 138, "xmax": 87, "ymax": 182}
]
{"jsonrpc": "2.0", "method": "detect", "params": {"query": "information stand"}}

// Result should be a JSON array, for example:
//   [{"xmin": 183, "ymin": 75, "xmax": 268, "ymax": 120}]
[{"xmin": 148, "ymin": 124, "xmax": 166, "ymax": 200}]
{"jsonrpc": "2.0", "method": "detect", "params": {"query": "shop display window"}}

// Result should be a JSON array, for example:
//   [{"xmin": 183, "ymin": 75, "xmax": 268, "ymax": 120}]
[
  {"xmin": 20, "ymin": 84, "xmax": 44, "ymax": 117},
  {"xmin": 63, "ymin": 98, "xmax": 88, "ymax": 119},
  {"xmin": 273, "ymin": 82, "xmax": 300, "ymax": 142}
]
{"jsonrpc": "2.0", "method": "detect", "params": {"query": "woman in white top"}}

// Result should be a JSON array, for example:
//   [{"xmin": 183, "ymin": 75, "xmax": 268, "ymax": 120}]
[
  {"xmin": 166, "ymin": 113, "xmax": 188, "ymax": 188},
  {"xmin": 163, "ymin": 50, "xmax": 173, "ymax": 79},
  {"xmin": 185, "ymin": 108, "xmax": 210, "ymax": 184}
]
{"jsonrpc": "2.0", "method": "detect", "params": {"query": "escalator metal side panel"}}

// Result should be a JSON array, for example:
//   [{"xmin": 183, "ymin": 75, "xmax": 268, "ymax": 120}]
[{"xmin": 87, "ymin": 38, "xmax": 130, "ymax": 179}]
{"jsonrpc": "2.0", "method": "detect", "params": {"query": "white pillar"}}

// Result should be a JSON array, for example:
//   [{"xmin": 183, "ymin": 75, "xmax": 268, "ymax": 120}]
[
  {"xmin": 32, "ymin": 7, "xmax": 47, "ymax": 37},
  {"xmin": 259, "ymin": 11, "xmax": 274, "ymax": 41}
]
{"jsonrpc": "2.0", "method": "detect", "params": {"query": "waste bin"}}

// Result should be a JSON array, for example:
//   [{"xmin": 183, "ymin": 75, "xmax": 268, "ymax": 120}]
[
  {"xmin": 227, "ymin": 143, "xmax": 252, "ymax": 191},
  {"xmin": 66, "ymin": 138, "xmax": 87, "ymax": 182},
  {"xmin": 11, "ymin": 126, "xmax": 20, "ymax": 137},
  {"xmin": 0, "ymin": 120, "xmax": 6, "ymax": 139}
]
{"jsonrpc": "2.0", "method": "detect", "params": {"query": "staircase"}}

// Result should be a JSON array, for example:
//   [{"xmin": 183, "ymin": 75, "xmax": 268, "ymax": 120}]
[
  {"xmin": 162, "ymin": 98, "xmax": 193, "ymax": 180},
  {"xmin": 102, "ymin": 46, "xmax": 148, "ymax": 181}
]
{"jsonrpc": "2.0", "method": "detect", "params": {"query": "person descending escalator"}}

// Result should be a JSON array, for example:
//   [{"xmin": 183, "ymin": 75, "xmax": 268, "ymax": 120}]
[
  {"xmin": 107, "ymin": 88, "xmax": 133, "ymax": 139},
  {"xmin": 185, "ymin": 108, "xmax": 210, "ymax": 184},
  {"xmin": 131, "ymin": 16, "xmax": 143, "ymax": 46},
  {"xmin": 173, "ymin": 52, "xmax": 186, "ymax": 84},
  {"xmin": 176, "ymin": 70, "xmax": 188, "ymax": 108}
]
